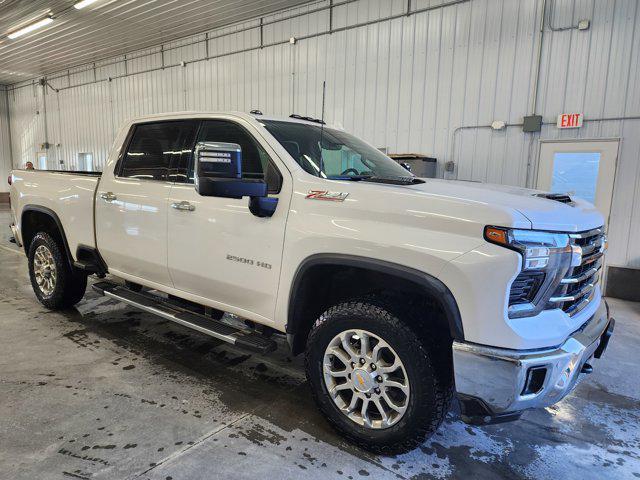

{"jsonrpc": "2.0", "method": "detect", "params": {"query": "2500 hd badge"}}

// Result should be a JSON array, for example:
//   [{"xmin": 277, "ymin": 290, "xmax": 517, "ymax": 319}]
[{"xmin": 226, "ymin": 254, "xmax": 272, "ymax": 270}]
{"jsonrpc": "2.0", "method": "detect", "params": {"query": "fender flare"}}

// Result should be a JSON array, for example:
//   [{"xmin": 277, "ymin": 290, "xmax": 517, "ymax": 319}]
[
  {"xmin": 21, "ymin": 205, "xmax": 74, "ymax": 269},
  {"xmin": 287, "ymin": 253, "xmax": 464, "ymax": 345}
]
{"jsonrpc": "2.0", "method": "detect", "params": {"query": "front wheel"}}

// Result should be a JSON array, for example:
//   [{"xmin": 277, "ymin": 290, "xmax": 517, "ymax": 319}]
[
  {"xmin": 305, "ymin": 296, "xmax": 452, "ymax": 454},
  {"xmin": 28, "ymin": 232, "xmax": 87, "ymax": 310}
]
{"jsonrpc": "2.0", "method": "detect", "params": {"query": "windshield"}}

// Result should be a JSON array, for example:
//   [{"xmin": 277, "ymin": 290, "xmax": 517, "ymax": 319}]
[{"xmin": 261, "ymin": 120, "xmax": 414, "ymax": 181}]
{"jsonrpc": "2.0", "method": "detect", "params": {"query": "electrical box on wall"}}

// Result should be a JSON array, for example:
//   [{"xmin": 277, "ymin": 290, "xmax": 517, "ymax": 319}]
[{"xmin": 522, "ymin": 115, "xmax": 542, "ymax": 133}]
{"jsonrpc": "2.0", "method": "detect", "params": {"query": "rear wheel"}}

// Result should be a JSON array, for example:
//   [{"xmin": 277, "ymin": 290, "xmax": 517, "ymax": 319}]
[
  {"xmin": 28, "ymin": 232, "xmax": 87, "ymax": 310},
  {"xmin": 305, "ymin": 296, "xmax": 452, "ymax": 454}
]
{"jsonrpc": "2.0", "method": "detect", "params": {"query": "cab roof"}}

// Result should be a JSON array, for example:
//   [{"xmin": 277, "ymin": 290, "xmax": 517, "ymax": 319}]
[{"xmin": 127, "ymin": 111, "xmax": 332, "ymax": 128}]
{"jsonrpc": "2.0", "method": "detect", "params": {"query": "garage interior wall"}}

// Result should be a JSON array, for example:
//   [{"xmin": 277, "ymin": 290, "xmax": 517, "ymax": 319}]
[
  {"xmin": 4, "ymin": 0, "xmax": 640, "ymax": 271},
  {"xmin": 0, "ymin": 86, "xmax": 11, "ymax": 195}
]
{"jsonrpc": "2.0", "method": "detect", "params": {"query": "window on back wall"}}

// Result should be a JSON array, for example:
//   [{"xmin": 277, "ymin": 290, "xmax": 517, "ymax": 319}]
[
  {"xmin": 37, "ymin": 153, "xmax": 47, "ymax": 170},
  {"xmin": 78, "ymin": 152, "xmax": 94, "ymax": 172}
]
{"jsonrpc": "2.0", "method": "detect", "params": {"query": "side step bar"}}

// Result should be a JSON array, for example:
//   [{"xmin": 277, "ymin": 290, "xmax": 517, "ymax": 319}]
[
  {"xmin": 92, "ymin": 281, "xmax": 277, "ymax": 354},
  {"xmin": 74, "ymin": 260, "xmax": 102, "ymax": 274}
]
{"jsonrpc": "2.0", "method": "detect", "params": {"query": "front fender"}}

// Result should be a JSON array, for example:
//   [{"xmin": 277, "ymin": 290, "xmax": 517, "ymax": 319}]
[{"xmin": 286, "ymin": 254, "xmax": 464, "ymax": 354}]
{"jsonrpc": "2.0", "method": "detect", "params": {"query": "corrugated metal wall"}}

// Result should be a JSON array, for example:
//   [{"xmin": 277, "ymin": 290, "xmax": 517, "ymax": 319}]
[
  {"xmin": 0, "ymin": 87, "xmax": 12, "ymax": 191},
  {"xmin": 4, "ymin": 0, "xmax": 640, "ymax": 269}
]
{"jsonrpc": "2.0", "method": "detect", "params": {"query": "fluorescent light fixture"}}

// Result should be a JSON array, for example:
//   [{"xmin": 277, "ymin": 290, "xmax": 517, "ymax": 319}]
[
  {"xmin": 74, "ymin": 0, "xmax": 99, "ymax": 9},
  {"xmin": 7, "ymin": 17, "xmax": 53, "ymax": 39}
]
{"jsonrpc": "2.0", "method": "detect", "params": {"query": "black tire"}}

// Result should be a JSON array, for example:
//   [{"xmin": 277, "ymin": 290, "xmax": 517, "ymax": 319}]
[
  {"xmin": 305, "ymin": 296, "xmax": 453, "ymax": 454},
  {"xmin": 28, "ymin": 232, "xmax": 87, "ymax": 310}
]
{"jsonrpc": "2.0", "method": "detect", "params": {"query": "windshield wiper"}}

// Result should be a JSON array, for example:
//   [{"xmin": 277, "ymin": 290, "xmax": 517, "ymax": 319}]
[
  {"xmin": 325, "ymin": 174, "xmax": 425, "ymax": 184},
  {"xmin": 326, "ymin": 175, "xmax": 373, "ymax": 181}
]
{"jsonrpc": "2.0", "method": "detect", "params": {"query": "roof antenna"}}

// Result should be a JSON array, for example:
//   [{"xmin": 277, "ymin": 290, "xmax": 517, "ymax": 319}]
[{"xmin": 319, "ymin": 80, "xmax": 326, "ymax": 177}]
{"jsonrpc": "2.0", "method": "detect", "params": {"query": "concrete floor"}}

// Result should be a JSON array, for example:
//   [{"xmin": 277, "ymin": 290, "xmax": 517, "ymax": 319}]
[{"xmin": 0, "ymin": 204, "xmax": 639, "ymax": 480}]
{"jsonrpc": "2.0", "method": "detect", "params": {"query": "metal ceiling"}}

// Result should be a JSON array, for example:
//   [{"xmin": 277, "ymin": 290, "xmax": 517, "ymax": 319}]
[{"xmin": 0, "ymin": 0, "xmax": 314, "ymax": 85}]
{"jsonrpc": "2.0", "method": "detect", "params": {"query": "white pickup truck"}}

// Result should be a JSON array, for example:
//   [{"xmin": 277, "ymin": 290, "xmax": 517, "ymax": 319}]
[{"xmin": 9, "ymin": 111, "xmax": 614, "ymax": 453}]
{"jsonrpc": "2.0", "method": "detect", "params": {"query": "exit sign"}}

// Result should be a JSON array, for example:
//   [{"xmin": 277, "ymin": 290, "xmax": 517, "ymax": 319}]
[{"xmin": 557, "ymin": 113, "xmax": 583, "ymax": 129}]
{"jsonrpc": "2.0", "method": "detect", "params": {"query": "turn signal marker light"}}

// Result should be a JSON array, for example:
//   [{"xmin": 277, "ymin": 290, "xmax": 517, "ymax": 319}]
[{"xmin": 484, "ymin": 226, "xmax": 508, "ymax": 245}]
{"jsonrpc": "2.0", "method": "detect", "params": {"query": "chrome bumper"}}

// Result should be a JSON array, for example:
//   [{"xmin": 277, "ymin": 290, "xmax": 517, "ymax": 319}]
[{"xmin": 452, "ymin": 300, "xmax": 613, "ymax": 424}]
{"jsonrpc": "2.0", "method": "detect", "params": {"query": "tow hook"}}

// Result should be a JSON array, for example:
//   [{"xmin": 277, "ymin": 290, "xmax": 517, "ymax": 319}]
[{"xmin": 581, "ymin": 363, "xmax": 594, "ymax": 374}]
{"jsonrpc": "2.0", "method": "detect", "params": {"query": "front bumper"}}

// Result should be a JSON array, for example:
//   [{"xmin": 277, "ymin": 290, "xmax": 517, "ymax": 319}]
[{"xmin": 452, "ymin": 299, "xmax": 614, "ymax": 424}]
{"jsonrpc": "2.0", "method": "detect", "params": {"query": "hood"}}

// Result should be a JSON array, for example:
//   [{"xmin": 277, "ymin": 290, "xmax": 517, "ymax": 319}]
[{"xmin": 404, "ymin": 179, "xmax": 604, "ymax": 232}]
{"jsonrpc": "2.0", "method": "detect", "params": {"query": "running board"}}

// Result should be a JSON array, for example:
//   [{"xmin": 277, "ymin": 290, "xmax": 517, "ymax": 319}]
[{"xmin": 91, "ymin": 281, "xmax": 277, "ymax": 354}]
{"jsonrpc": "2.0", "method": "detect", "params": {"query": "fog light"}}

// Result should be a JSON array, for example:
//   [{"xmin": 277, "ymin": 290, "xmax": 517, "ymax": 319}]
[{"xmin": 522, "ymin": 366, "xmax": 547, "ymax": 395}]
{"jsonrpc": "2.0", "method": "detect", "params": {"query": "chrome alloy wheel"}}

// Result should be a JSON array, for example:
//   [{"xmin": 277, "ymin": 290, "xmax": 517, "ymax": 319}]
[
  {"xmin": 33, "ymin": 245, "xmax": 57, "ymax": 296},
  {"xmin": 322, "ymin": 329, "xmax": 410, "ymax": 429}
]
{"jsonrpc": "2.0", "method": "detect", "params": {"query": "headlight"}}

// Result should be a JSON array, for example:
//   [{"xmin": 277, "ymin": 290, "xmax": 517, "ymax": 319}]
[{"xmin": 485, "ymin": 226, "xmax": 576, "ymax": 318}]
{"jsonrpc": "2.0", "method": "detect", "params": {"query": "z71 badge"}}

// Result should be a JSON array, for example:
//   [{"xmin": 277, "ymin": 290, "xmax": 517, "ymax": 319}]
[{"xmin": 306, "ymin": 190, "xmax": 349, "ymax": 202}]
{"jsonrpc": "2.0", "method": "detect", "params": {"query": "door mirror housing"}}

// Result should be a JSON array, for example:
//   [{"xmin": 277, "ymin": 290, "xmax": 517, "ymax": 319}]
[
  {"xmin": 249, "ymin": 196, "xmax": 279, "ymax": 218},
  {"xmin": 195, "ymin": 141, "xmax": 267, "ymax": 199},
  {"xmin": 197, "ymin": 177, "xmax": 267, "ymax": 199}
]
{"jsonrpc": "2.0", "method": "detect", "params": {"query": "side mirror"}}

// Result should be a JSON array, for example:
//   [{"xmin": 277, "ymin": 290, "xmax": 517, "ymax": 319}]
[{"xmin": 195, "ymin": 141, "xmax": 267, "ymax": 199}]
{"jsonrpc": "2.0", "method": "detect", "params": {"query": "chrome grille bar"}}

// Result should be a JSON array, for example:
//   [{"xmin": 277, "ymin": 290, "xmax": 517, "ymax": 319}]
[
  {"xmin": 548, "ymin": 226, "xmax": 605, "ymax": 316},
  {"xmin": 580, "ymin": 241, "xmax": 604, "ymax": 257},
  {"xmin": 582, "ymin": 251, "xmax": 604, "ymax": 264},
  {"xmin": 565, "ymin": 290, "xmax": 595, "ymax": 316},
  {"xmin": 568, "ymin": 227, "xmax": 604, "ymax": 239},
  {"xmin": 549, "ymin": 278, "xmax": 599, "ymax": 303},
  {"xmin": 560, "ymin": 264, "xmax": 602, "ymax": 284}
]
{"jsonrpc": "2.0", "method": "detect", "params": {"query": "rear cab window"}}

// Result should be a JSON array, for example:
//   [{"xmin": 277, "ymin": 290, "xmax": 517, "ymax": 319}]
[{"xmin": 118, "ymin": 121, "xmax": 198, "ymax": 181}]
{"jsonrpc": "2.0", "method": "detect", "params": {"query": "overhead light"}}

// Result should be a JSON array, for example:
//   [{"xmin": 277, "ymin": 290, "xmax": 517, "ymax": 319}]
[
  {"xmin": 7, "ymin": 16, "xmax": 53, "ymax": 39},
  {"xmin": 74, "ymin": 0, "xmax": 99, "ymax": 9}
]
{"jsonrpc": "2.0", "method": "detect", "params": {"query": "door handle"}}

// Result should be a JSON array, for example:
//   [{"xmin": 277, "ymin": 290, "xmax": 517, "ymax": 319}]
[
  {"xmin": 171, "ymin": 201, "xmax": 196, "ymax": 212},
  {"xmin": 100, "ymin": 192, "xmax": 117, "ymax": 202}
]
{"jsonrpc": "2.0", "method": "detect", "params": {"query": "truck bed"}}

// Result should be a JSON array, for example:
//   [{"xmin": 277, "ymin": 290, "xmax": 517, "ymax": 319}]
[
  {"xmin": 10, "ymin": 169, "xmax": 100, "ymax": 258},
  {"xmin": 32, "ymin": 170, "xmax": 102, "ymax": 176}
]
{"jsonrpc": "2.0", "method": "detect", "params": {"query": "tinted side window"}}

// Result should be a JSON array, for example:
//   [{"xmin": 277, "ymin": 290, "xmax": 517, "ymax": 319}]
[
  {"xmin": 187, "ymin": 120, "xmax": 282, "ymax": 192},
  {"xmin": 120, "ymin": 121, "xmax": 197, "ymax": 181}
]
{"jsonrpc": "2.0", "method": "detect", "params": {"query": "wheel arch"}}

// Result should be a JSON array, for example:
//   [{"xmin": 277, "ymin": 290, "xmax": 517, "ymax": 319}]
[
  {"xmin": 21, "ymin": 205, "xmax": 74, "ymax": 269},
  {"xmin": 286, "ymin": 254, "xmax": 464, "ymax": 355}
]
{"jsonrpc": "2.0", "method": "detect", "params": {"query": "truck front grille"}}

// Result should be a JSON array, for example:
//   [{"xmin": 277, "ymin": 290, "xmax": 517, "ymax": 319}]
[{"xmin": 547, "ymin": 227, "xmax": 605, "ymax": 316}]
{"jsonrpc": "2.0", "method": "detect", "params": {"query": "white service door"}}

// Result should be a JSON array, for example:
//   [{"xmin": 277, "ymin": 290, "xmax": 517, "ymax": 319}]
[
  {"xmin": 167, "ymin": 119, "xmax": 290, "ymax": 323},
  {"xmin": 537, "ymin": 140, "xmax": 619, "ymax": 221}
]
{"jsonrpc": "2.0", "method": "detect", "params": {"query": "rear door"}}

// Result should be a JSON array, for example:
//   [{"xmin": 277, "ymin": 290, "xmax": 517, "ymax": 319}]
[
  {"xmin": 95, "ymin": 120, "xmax": 198, "ymax": 287},
  {"xmin": 167, "ymin": 118, "xmax": 291, "ymax": 323}
]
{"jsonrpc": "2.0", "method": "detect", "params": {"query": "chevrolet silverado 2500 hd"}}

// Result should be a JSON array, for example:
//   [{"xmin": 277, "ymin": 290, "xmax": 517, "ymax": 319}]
[{"xmin": 9, "ymin": 112, "xmax": 615, "ymax": 453}]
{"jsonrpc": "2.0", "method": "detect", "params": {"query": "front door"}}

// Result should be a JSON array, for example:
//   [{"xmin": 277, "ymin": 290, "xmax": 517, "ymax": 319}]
[
  {"xmin": 537, "ymin": 140, "xmax": 619, "ymax": 222},
  {"xmin": 167, "ymin": 118, "xmax": 290, "ymax": 324},
  {"xmin": 95, "ymin": 120, "xmax": 198, "ymax": 287}
]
